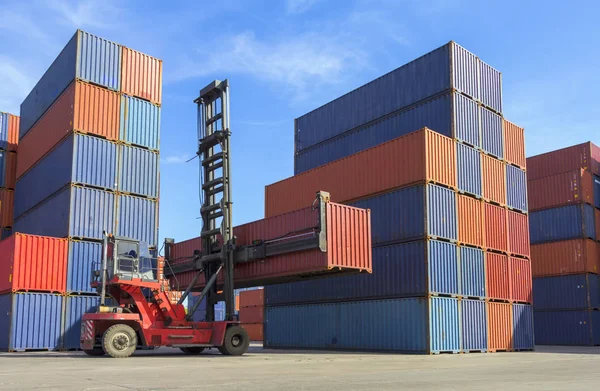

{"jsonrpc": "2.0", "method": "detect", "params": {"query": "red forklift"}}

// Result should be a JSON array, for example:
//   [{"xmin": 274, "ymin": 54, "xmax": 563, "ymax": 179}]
[{"xmin": 80, "ymin": 80, "xmax": 340, "ymax": 358}]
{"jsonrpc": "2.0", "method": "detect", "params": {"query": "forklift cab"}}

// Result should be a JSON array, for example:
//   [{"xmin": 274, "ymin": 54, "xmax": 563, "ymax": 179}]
[{"xmin": 104, "ymin": 235, "xmax": 158, "ymax": 283}]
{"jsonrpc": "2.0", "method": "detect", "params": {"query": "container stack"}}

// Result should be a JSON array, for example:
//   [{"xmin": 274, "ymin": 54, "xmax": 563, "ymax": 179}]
[
  {"xmin": 528, "ymin": 142, "xmax": 600, "ymax": 345},
  {"xmin": 262, "ymin": 42, "xmax": 534, "ymax": 353},
  {"xmin": 0, "ymin": 112, "xmax": 19, "ymax": 239},
  {"xmin": 239, "ymin": 288, "xmax": 264, "ymax": 342},
  {"xmin": 0, "ymin": 30, "xmax": 162, "ymax": 351}
]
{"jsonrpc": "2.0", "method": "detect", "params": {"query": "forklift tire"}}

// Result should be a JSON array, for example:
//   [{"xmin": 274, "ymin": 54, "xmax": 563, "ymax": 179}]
[
  {"xmin": 102, "ymin": 324, "xmax": 138, "ymax": 358},
  {"xmin": 180, "ymin": 347, "xmax": 205, "ymax": 355},
  {"xmin": 218, "ymin": 325, "xmax": 249, "ymax": 356},
  {"xmin": 83, "ymin": 348, "xmax": 106, "ymax": 357}
]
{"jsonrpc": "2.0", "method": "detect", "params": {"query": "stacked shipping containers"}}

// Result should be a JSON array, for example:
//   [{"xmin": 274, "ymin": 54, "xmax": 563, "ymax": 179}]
[
  {"xmin": 528, "ymin": 142, "xmax": 600, "ymax": 345},
  {"xmin": 0, "ymin": 30, "xmax": 162, "ymax": 351},
  {"xmin": 0, "ymin": 112, "xmax": 18, "ymax": 238},
  {"xmin": 239, "ymin": 289, "xmax": 264, "ymax": 341},
  {"xmin": 263, "ymin": 42, "xmax": 534, "ymax": 353}
]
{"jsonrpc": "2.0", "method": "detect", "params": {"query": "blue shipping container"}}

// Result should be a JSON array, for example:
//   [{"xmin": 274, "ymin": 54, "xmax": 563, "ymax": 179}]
[
  {"xmin": 67, "ymin": 241, "xmax": 102, "ymax": 294},
  {"xmin": 119, "ymin": 145, "xmax": 159, "ymax": 198},
  {"xmin": 187, "ymin": 297, "xmax": 225, "ymax": 322},
  {"xmin": 0, "ymin": 293, "xmax": 63, "ymax": 351},
  {"xmin": 20, "ymin": 30, "xmax": 121, "ymax": 139},
  {"xmin": 533, "ymin": 274, "xmax": 600, "ymax": 311},
  {"xmin": 457, "ymin": 143, "xmax": 482, "ymax": 197},
  {"xmin": 117, "ymin": 195, "xmax": 158, "ymax": 247},
  {"xmin": 14, "ymin": 133, "xmax": 117, "ymax": 219},
  {"xmin": 461, "ymin": 299, "xmax": 487, "ymax": 352},
  {"xmin": 120, "ymin": 95, "xmax": 161, "ymax": 150},
  {"xmin": 459, "ymin": 247, "xmax": 485, "ymax": 298},
  {"xmin": 479, "ymin": 60, "xmax": 503, "ymax": 114},
  {"xmin": 294, "ymin": 92, "xmax": 478, "ymax": 174},
  {"xmin": 63, "ymin": 295, "xmax": 100, "ymax": 349},
  {"xmin": 0, "ymin": 150, "xmax": 6, "ymax": 188},
  {"xmin": 513, "ymin": 304, "xmax": 534, "ymax": 350},
  {"xmin": 264, "ymin": 297, "xmax": 460, "ymax": 353},
  {"xmin": 506, "ymin": 165, "xmax": 527, "ymax": 212},
  {"xmin": 594, "ymin": 176, "xmax": 600, "ymax": 209},
  {"xmin": 529, "ymin": 204, "xmax": 595, "ymax": 244},
  {"xmin": 1, "ymin": 228, "xmax": 11, "ymax": 240},
  {"xmin": 480, "ymin": 106, "xmax": 503, "ymax": 159},
  {"xmin": 14, "ymin": 185, "xmax": 116, "ymax": 240},
  {"xmin": 0, "ymin": 112, "xmax": 9, "ymax": 150},
  {"xmin": 534, "ymin": 310, "xmax": 600, "ymax": 346}
]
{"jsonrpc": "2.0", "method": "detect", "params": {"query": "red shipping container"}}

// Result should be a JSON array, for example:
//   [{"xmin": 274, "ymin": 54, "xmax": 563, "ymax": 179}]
[
  {"xmin": 0, "ymin": 189, "xmax": 14, "ymax": 227},
  {"xmin": 531, "ymin": 239, "xmax": 600, "ymax": 277},
  {"xmin": 265, "ymin": 128, "xmax": 456, "ymax": 217},
  {"xmin": 507, "ymin": 210, "xmax": 530, "ymax": 258},
  {"xmin": 487, "ymin": 302, "xmax": 513, "ymax": 352},
  {"xmin": 239, "ymin": 306, "xmax": 264, "ymax": 323},
  {"xmin": 527, "ymin": 142, "xmax": 600, "ymax": 180},
  {"xmin": 4, "ymin": 151, "xmax": 17, "ymax": 189},
  {"xmin": 484, "ymin": 203, "xmax": 508, "ymax": 253},
  {"xmin": 527, "ymin": 169, "xmax": 594, "ymax": 211},
  {"xmin": 0, "ymin": 233, "xmax": 67, "ymax": 293},
  {"xmin": 240, "ymin": 289, "xmax": 264, "ymax": 308},
  {"xmin": 17, "ymin": 81, "xmax": 120, "ymax": 179},
  {"xmin": 503, "ymin": 120, "xmax": 526, "ymax": 169},
  {"xmin": 121, "ymin": 47, "xmax": 163, "ymax": 105},
  {"xmin": 486, "ymin": 252, "xmax": 510, "ymax": 300},
  {"xmin": 596, "ymin": 209, "xmax": 600, "ymax": 242},
  {"xmin": 482, "ymin": 154, "xmax": 506, "ymax": 205},
  {"xmin": 510, "ymin": 257, "xmax": 532, "ymax": 303},
  {"xmin": 457, "ymin": 194, "xmax": 484, "ymax": 248},
  {"xmin": 242, "ymin": 323, "xmax": 263, "ymax": 341},
  {"xmin": 169, "ymin": 236, "xmax": 203, "ymax": 263}
]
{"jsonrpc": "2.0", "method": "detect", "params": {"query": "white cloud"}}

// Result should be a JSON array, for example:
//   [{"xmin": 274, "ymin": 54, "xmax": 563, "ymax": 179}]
[
  {"xmin": 286, "ymin": 0, "xmax": 321, "ymax": 14},
  {"xmin": 163, "ymin": 155, "xmax": 194, "ymax": 164},
  {"xmin": 44, "ymin": 0, "xmax": 124, "ymax": 29},
  {"xmin": 0, "ymin": 57, "xmax": 36, "ymax": 114}
]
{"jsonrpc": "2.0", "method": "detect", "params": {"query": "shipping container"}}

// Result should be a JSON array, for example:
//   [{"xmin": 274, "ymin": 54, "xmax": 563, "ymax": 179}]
[
  {"xmin": 268, "ymin": 128, "xmax": 456, "ymax": 217},
  {"xmin": 0, "ymin": 234, "xmax": 67, "ymax": 294},
  {"xmin": 457, "ymin": 194, "xmax": 484, "ymax": 248},
  {"xmin": 529, "ymin": 204, "xmax": 595, "ymax": 244},
  {"xmin": 531, "ymin": 239, "xmax": 600, "ymax": 277},
  {"xmin": 121, "ymin": 47, "xmax": 163, "ymax": 105},
  {"xmin": 512, "ymin": 304, "xmax": 534, "ymax": 350},
  {"xmin": 527, "ymin": 169, "xmax": 594, "ymax": 212},
  {"xmin": 482, "ymin": 154, "xmax": 506, "ymax": 205},
  {"xmin": 595, "ymin": 175, "xmax": 600, "ymax": 209},
  {"xmin": 533, "ymin": 274, "xmax": 600, "ymax": 310},
  {"xmin": 62, "ymin": 295, "xmax": 100, "ymax": 349},
  {"xmin": 597, "ymin": 209, "xmax": 600, "ymax": 242},
  {"xmin": 0, "ymin": 189, "xmax": 14, "ymax": 227},
  {"xmin": 20, "ymin": 30, "xmax": 121, "ymax": 138},
  {"xmin": 14, "ymin": 133, "xmax": 117, "ymax": 219},
  {"xmin": 239, "ymin": 289, "xmax": 264, "ymax": 308},
  {"xmin": 506, "ymin": 165, "xmax": 527, "ymax": 212},
  {"xmin": 503, "ymin": 120, "xmax": 525, "ymax": 169},
  {"xmin": 480, "ymin": 106, "xmax": 503, "ymax": 159},
  {"xmin": 0, "ymin": 151, "xmax": 17, "ymax": 189},
  {"xmin": 0, "ymin": 292, "xmax": 63, "ymax": 351},
  {"xmin": 14, "ymin": 185, "xmax": 116, "ymax": 240},
  {"xmin": 187, "ymin": 296, "xmax": 226, "ymax": 322},
  {"xmin": 294, "ymin": 42, "xmax": 479, "ymax": 153},
  {"xmin": 484, "ymin": 204, "xmax": 508, "ymax": 253},
  {"xmin": 534, "ymin": 310, "xmax": 600, "ymax": 346},
  {"xmin": 459, "ymin": 247, "xmax": 485, "ymax": 298},
  {"xmin": 120, "ymin": 95, "xmax": 161, "ymax": 150},
  {"xmin": 242, "ymin": 323, "xmax": 264, "ymax": 341},
  {"xmin": 264, "ymin": 297, "xmax": 460, "ymax": 353},
  {"xmin": 169, "ymin": 236, "xmax": 201, "ymax": 263},
  {"xmin": 487, "ymin": 302, "xmax": 512, "ymax": 351},
  {"xmin": 457, "ymin": 143, "xmax": 482, "ymax": 197},
  {"xmin": 0, "ymin": 112, "xmax": 18, "ymax": 151},
  {"xmin": 239, "ymin": 307, "xmax": 264, "ymax": 324},
  {"xmin": 479, "ymin": 60, "xmax": 502, "ymax": 114},
  {"xmin": 116, "ymin": 195, "xmax": 158, "ymax": 246},
  {"xmin": 527, "ymin": 142, "xmax": 600, "ymax": 180},
  {"xmin": 511, "ymin": 258, "xmax": 532, "ymax": 303},
  {"xmin": 119, "ymin": 145, "xmax": 159, "ymax": 198},
  {"xmin": 507, "ymin": 210, "xmax": 530, "ymax": 258},
  {"xmin": 67, "ymin": 241, "xmax": 102, "ymax": 294},
  {"xmin": 17, "ymin": 80, "xmax": 121, "ymax": 179},
  {"xmin": 461, "ymin": 299, "xmax": 487, "ymax": 352},
  {"xmin": 486, "ymin": 253, "xmax": 510, "ymax": 301}
]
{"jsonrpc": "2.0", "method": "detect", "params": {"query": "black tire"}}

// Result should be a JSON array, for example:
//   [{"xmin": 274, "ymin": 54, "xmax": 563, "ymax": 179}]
[
  {"xmin": 180, "ymin": 347, "xmax": 205, "ymax": 355},
  {"xmin": 83, "ymin": 347, "xmax": 106, "ymax": 357},
  {"xmin": 218, "ymin": 326, "xmax": 249, "ymax": 356},
  {"xmin": 102, "ymin": 324, "xmax": 138, "ymax": 358}
]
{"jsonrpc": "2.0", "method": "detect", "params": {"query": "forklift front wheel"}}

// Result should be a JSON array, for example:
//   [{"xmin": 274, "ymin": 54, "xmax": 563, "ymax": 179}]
[
  {"xmin": 218, "ymin": 325, "xmax": 250, "ymax": 356},
  {"xmin": 103, "ymin": 324, "xmax": 138, "ymax": 358}
]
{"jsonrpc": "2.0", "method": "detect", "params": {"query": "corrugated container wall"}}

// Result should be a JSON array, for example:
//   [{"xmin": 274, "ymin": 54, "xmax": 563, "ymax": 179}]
[
  {"xmin": 527, "ymin": 142, "xmax": 599, "ymax": 180},
  {"xmin": 510, "ymin": 258, "xmax": 532, "ymax": 303},
  {"xmin": 117, "ymin": 195, "xmax": 158, "ymax": 246},
  {"xmin": 507, "ymin": 210, "xmax": 530, "ymax": 258},
  {"xmin": 459, "ymin": 247, "xmax": 486, "ymax": 298},
  {"xmin": 461, "ymin": 299, "xmax": 487, "ymax": 352},
  {"xmin": 531, "ymin": 239, "xmax": 599, "ymax": 277},
  {"xmin": 63, "ymin": 295, "xmax": 100, "ymax": 349},
  {"xmin": 0, "ymin": 189, "xmax": 14, "ymax": 227},
  {"xmin": 120, "ymin": 95, "xmax": 161, "ymax": 150},
  {"xmin": 480, "ymin": 106, "xmax": 503, "ymax": 159},
  {"xmin": 0, "ymin": 112, "xmax": 19, "ymax": 151},
  {"xmin": 482, "ymin": 154, "xmax": 506, "ymax": 205},
  {"xmin": 0, "ymin": 151, "xmax": 17, "ymax": 189},
  {"xmin": 484, "ymin": 204, "xmax": 508, "ymax": 253},
  {"xmin": 121, "ymin": 47, "xmax": 163, "ymax": 105},
  {"xmin": 457, "ymin": 195, "xmax": 484, "ymax": 248},
  {"xmin": 506, "ymin": 165, "xmax": 527, "ymax": 212},
  {"xmin": 119, "ymin": 146, "xmax": 159, "ymax": 198},
  {"xmin": 503, "ymin": 120, "xmax": 525, "ymax": 169},
  {"xmin": 529, "ymin": 204, "xmax": 595, "ymax": 244},
  {"xmin": 528, "ymin": 170, "xmax": 594, "ymax": 211},
  {"xmin": 486, "ymin": 253, "xmax": 510, "ymax": 301},
  {"xmin": 487, "ymin": 302, "xmax": 512, "ymax": 351},
  {"xmin": 479, "ymin": 60, "xmax": 502, "ymax": 114},
  {"xmin": 67, "ymin": 241, "xmax": 102, "ymax": 294},
  {"xmin": 533, "ymin": 274, "xmax": 600, "ymax": 310},
  {"xmin": 534, "ymin": 311, "xmax": 600, "ymax": 346},
  {"xmin": 457, "ymin": 143, "xmax": 482, "ymax": 197},
  {"xmin": 512, "ymin": 304, "xmax": 534, "ymax": 350}
]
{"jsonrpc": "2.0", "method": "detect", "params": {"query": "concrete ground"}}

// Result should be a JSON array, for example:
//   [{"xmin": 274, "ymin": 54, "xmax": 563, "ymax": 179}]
[{"xmin": 0, "ymin": 344, "xmax": 599, "ymax": 390}]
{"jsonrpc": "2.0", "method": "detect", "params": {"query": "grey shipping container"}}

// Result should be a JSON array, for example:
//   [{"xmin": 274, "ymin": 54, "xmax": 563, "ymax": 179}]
[
  {"xmin": 457, "ymin": 143, "xmax": 482, "ymax": 197},
  {"xmin": 479, "ymin": 60, "xmax": 503, "ymax": 113},
  {"xmin": 480, "ymin": 105, "xmax": 503, "ymax": 159},
  {"xmin": 506, "ymin": 165, "xmax": 528, "ymax": 212}
]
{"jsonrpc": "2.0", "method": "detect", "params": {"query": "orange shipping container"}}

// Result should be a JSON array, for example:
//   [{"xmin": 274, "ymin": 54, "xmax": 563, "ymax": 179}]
[
  {"xmin": 239, "ymin": 306, "xmax": 264, "ymax": 323},
  {"xmin": 3, "ymin": 113, "xmax": 19, "ymax": 151},
  {"xmin": 487, "ymin": 302, "xmax": 513, "ymax": 352},
  {"xmin": 507, "ymin": 210, "xmax": 530, "ymax": 258},
  {"xmin": 16, "ymin": 81, "xmax": 120, "ymax": 179},
  {"xmin": 486, "ymin": 252, "xmax": 510, "ymax": 300},
  {"xmin": 527, "ymin": 169, "xmax": 594, "ymax": 211},
  {"xmin": 457, "ymin": 194, "xmax": 484, "ymax": 248},
  {"xmin": 121, "ymin": 47, "xmax": 163, "ymax": 105},
  {"xmin": 527, "ymin": 142, "xmax": 600, "ymax": 180},
  {"xmin": 0, "ymin": 233, "xmax": 68, "ymax": 294},
  {"xmin": 265, "ymin": 128, "xmax": 456, "ymax": 217},
  {"xmin": 482, "ymin": 154, "xmax": 506, "ymax": 205},
  {"xmin": 242, "ymin": 323, "xmax": 263, "ymax": 341},
  {"xmin": 503, "ymin": 120, "xmax": 526, "ymax": 169},
  {"xmin": 484, "ymin": 203, "xmax": 508, "ymax": 253},
  {"xmin": 531, "ymin": 239, "xmax": 600, "ymax": 277},
  {"xmin": 235, "ymin": 295, "xmax": 240, "ymax": 312},
  {"xmin": 4, "ymin": 151, "xmax": 17, "ymax": 189},
  {"xmin": 240, "ymin": 289, "xmax": 265, "ymax": 308},
  {"xmin": 0, "ymin": 189, "xmax": 14, "ymax": 227},
  {"xmin": 510, "ymin": 257, "xmax": 532, "ymax": 303}
]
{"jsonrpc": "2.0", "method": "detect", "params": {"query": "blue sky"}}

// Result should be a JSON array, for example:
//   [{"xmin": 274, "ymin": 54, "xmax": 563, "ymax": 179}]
[{"xmin": 0, "ymin": 0, "xmax": 599, "ymax": 243}]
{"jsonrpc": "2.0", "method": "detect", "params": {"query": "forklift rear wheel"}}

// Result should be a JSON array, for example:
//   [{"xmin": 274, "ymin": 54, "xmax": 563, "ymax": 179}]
[
  {"xmin": 83, "ymin": 347, "xmax": 106, "ymax": 356},
  {"xmin": 218, "ymin": 325, "xmax": 249, "ymax": 356},
  {"xmin": 103, "ymin": 324, "xmax": 138, "ymax": 358},
  {"xmin": 180, "ymin": 347, "xmax": 205, "ymax": 355}
]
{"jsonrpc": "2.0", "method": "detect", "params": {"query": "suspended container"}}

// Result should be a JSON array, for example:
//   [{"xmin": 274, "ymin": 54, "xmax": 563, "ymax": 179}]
[
  {"xmin": 0, "ymin": 112, "xmax": 19, "ymax": 151},
  {"xmin": 461, "ymin": 299, "xmax": 487, "ymax": 352},
  {"xmin": 120, "ymin": 95, "xmax": 161, "ymax": 150},
  {"xmin": 529, "ymin": 204, "xmax": 595, "ymax": 244},
  {"xmin": 116, "ymin": 195, "xmax": 158, "ymax": 247},
  {"xmin": 118, "ymin": 145, "xmax": 159, "ymax": 198},
  {"xmin": 62, "ymin": 295, "xmax": 100, "ymax": 349},
  {"xmin": 67, "ymin": 240, "xmax": 102, "ymax": 294}
]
